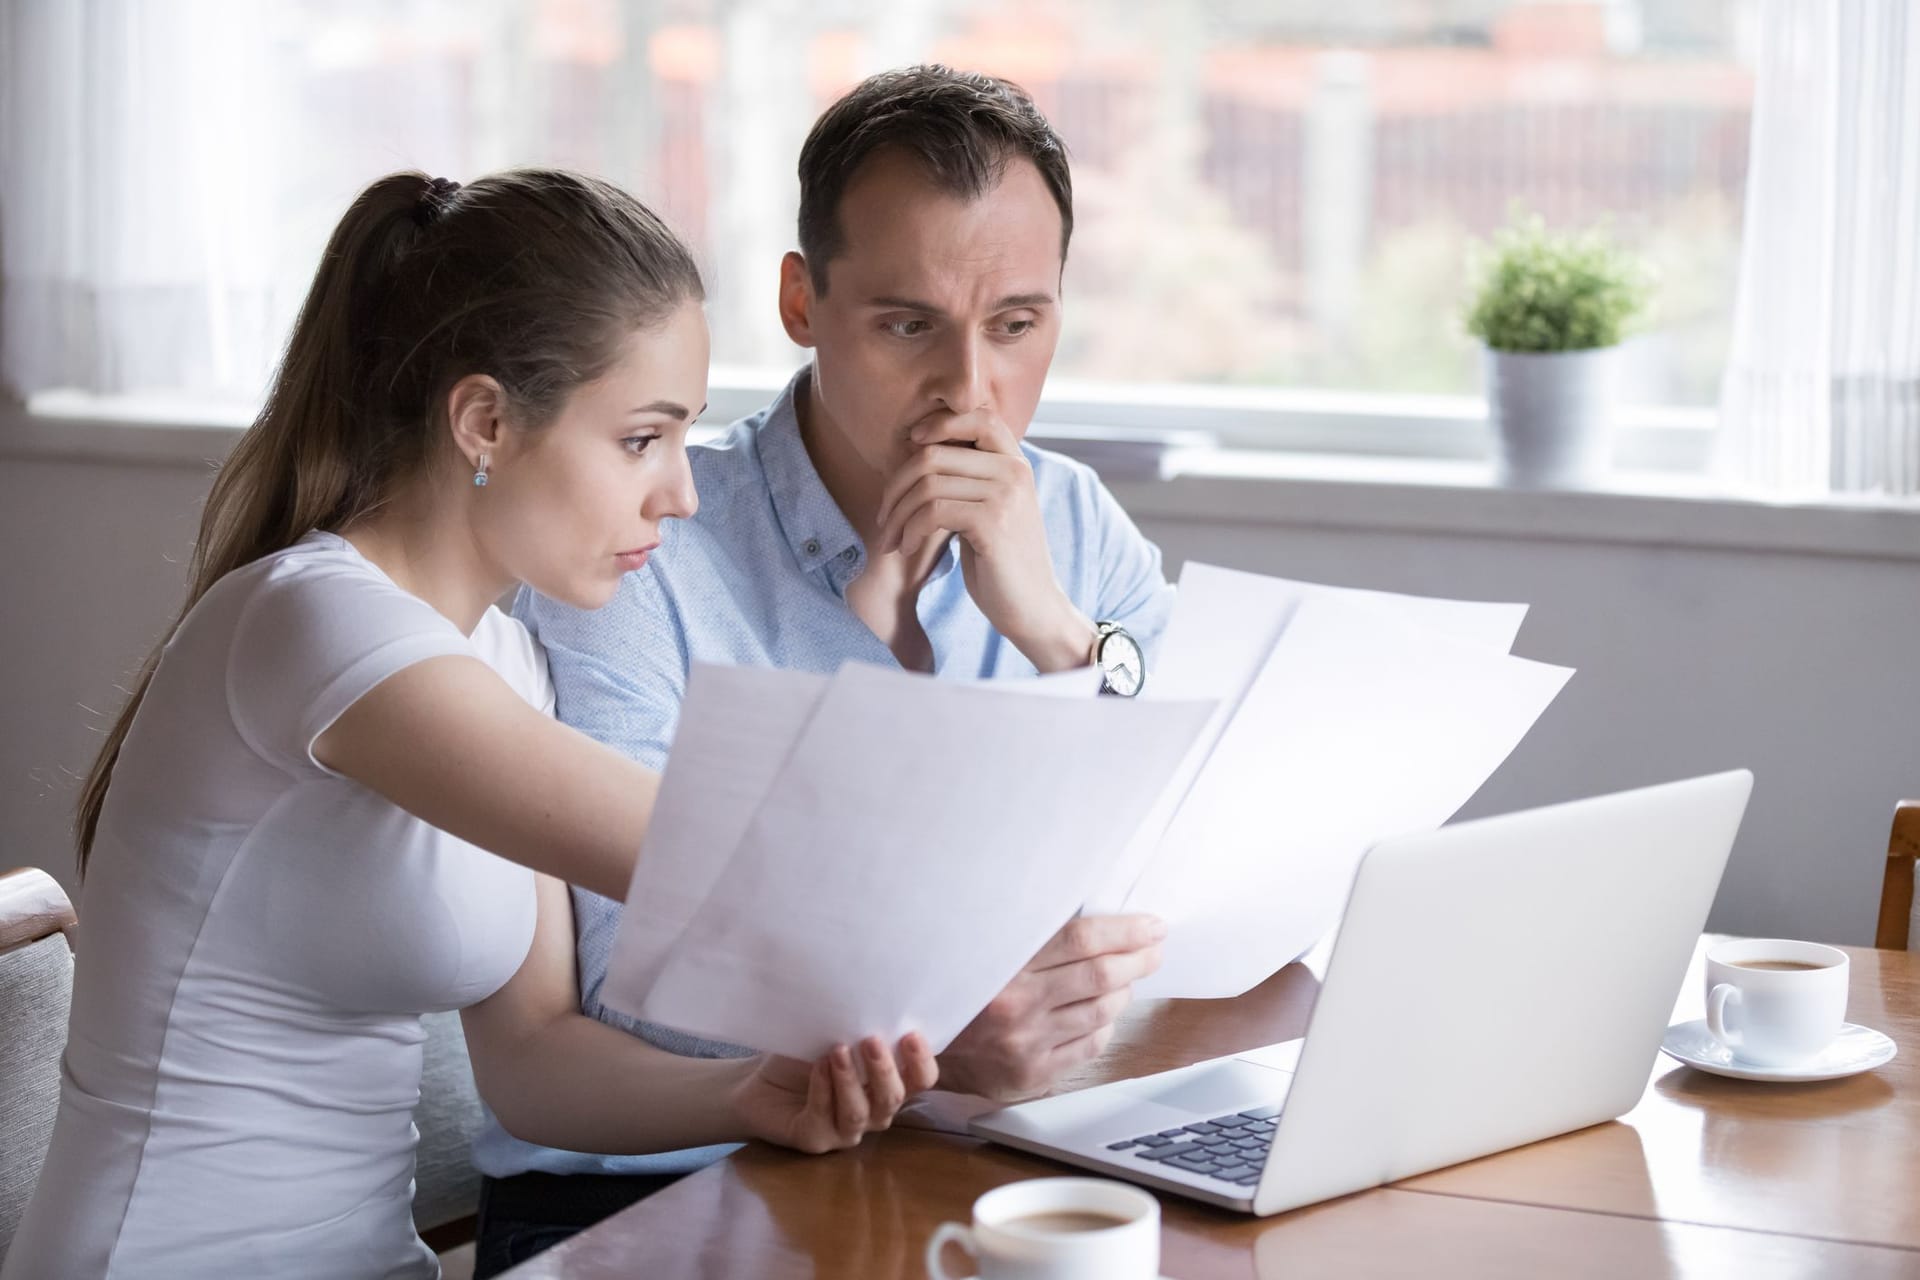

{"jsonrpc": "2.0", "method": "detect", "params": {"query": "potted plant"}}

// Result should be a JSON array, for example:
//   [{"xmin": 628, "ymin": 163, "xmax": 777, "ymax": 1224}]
[{"xmin": 1464, "ymin": 213, "xmax": 1653, "ymax": 488}]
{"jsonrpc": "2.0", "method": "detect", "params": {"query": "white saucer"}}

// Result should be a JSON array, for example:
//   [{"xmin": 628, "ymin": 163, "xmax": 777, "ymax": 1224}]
[{"xmin": 1660, "ymin": 1019, "xmax": 1897, "ymax": 1082}]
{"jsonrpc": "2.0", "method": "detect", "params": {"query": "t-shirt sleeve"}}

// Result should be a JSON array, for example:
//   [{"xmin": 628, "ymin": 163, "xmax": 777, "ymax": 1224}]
[
  {"xmin": 1085, "ymin": 473, "xmax": 1178, "ymax": 661},
  {"xmin": 226, "ymin": 560, "xmax": 473, "ymax": 777},
  {"xmin": 470, "ymin": 605, "xmax": 557, "ymax": 717}
]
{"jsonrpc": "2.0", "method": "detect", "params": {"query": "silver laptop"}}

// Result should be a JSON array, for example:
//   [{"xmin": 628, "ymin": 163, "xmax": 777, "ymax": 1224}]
[{"xmin": 971, "ymin": 770, "xmax": 1753, "ymax": 1216}]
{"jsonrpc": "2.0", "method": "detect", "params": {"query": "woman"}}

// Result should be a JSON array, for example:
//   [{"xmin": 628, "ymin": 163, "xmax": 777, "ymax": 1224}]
[{"xmin": 2, "ymin": 170, "xmax": 935, "ymax": 1279}]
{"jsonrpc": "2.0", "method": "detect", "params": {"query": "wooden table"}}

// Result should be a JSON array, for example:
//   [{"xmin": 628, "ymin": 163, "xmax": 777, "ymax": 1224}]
[{"xmin": 503, "ymin": 942, "xmax": 1919, "ymax": 1278}]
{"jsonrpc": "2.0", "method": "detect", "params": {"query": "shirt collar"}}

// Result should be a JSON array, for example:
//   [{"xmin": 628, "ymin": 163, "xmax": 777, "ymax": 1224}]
[{"xmin": 755, "ymin": 367, "xmax": 867, "ymax": 585}]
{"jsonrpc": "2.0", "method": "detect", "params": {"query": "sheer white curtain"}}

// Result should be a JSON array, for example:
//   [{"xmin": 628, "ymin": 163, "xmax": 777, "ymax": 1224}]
[
  {"xmin": 0, "ymin": 0, "xmax": 285, "ymax": 399},
  {"xmin": 0, "ymin": 0, "xmax": 506, "ymax": 404},
  {"xmin": 1718, "ymin": 0, "xmax": 1920, "ymax": 497}
]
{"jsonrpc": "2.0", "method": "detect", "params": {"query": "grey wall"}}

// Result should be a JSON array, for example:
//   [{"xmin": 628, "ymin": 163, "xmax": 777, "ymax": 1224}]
[
  {"xmin": 3, "ymin": 444, "xmax": 1914, "ymax": 945},
  {"xmin": 0, "ymin": 454, "xmax": 209, "ymax": 893}
]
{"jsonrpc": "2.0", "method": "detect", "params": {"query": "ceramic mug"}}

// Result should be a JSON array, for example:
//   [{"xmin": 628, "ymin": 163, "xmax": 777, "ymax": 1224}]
[
  {"xmin": 1704, "ymin": 938, "xmax": 1848, "ymax": 1067},
  {"xmin": 924, "ymin": 1177, "xmax": 1160, "ymax": 1280}
]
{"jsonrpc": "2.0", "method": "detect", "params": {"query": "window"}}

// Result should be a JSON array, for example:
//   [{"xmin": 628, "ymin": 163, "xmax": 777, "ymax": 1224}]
[{"xmin": 5, "ymin": 0, "xmax": 1754, "ymax": 454}]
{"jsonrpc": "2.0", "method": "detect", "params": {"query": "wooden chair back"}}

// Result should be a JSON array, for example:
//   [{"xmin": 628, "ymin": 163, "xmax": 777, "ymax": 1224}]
[{"xmin": 1876, "ymin": 802, "xmax": 1920, "ymax": 949}]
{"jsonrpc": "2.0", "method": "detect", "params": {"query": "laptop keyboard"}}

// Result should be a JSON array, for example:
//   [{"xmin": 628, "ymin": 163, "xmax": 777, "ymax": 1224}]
[{"xmin": 1104, "ymin": 1104, "xmax": 1283, "ymax": 1187}]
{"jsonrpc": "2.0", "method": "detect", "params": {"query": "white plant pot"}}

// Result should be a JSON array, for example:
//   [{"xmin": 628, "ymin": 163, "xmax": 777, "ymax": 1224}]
[{"xmin": 1482, "ymin": 345, "xmax": 1617, "ymax": 489}]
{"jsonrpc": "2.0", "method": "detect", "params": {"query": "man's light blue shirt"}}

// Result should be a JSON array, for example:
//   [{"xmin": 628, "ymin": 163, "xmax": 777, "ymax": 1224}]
[{"xmin": 474, "ymin": 369, "xmax": 1175, "ymax": 1178}]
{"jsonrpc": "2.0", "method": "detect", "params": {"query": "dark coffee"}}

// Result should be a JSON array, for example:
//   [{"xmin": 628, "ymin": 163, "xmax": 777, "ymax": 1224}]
[
  {"xmin": 1731, "ymin": 960, "xmax": 1824, "ymax": 972},
  {"xmin": 1007, "ymin": 1211, "xmax": 1130, "ymax": 1234}
]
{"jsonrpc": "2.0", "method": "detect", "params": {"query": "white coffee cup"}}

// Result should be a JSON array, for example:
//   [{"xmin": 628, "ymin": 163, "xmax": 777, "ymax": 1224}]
[
  {"xmin": 924, "ymin": 1177, "xmax": 1161, "ymax": 1280},
  {"xmin": 1704, "ymin": 938, "xmax": 1848, "ymax": 1067}
]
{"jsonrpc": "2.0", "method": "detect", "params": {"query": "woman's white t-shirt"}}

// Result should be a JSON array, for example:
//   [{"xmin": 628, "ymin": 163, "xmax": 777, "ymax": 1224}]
[{"xmin": 3, "ymin": 532, "xmax": 545, "ymax": 1279}]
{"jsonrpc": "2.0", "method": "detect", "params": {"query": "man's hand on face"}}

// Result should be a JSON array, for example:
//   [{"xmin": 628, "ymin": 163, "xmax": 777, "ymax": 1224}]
[
  {"xmin": 874, "ymin": 408, "xmax": 1094, "ymax": 672},
  {"xmin": 936, "ymin": 914, "xmax": 1166, "ymax": 1101}
]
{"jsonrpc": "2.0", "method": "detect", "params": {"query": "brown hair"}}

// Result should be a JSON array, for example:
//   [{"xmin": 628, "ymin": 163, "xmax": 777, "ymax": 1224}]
[
  {"xmin": 75, "ymin": 168, "xmax": 704, "ymax": 871},
  {"xmin": 795, "ymin": 64, "xmax": 1073, "ymax": 293}
]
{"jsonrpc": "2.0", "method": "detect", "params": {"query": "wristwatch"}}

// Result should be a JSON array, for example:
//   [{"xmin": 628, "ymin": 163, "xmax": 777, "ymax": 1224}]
[{"xmin": 1091, "ymin": 620, "xmax": 1145, "ymax": 697}]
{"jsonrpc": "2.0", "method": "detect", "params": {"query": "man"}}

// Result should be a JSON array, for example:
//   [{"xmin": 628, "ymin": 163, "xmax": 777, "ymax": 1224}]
[{"xmin": 471, "ymin": 65, "xmax": 1178, "ymax": 1276}]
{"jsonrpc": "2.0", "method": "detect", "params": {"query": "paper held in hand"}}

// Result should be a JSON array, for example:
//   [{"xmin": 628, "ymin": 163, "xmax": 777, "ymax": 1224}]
[
  {"xmin": 1109, "ymin": 564, "xmax": 1571, "ymax": 998},
  {"xmin": 599, "ymin": 662, "xmax": 1217, "ymax": 1061},
  {"xmin": 599, "ymin": 562, "xmax": 1573, "ymax": 1060}
]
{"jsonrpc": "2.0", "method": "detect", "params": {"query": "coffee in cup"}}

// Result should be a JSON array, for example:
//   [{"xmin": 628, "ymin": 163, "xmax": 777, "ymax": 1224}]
[
  {"xmin": 1003, "ymin": 1211, "xmax": 1132, "ymax": 1233},
  {"xmin": 1704, "ymin": 938, "xmax": 1848, "ymax": 1067},
  {"xmin": 925, "ymin": 1177, "xmax": 1159, "ymax": 1280}
]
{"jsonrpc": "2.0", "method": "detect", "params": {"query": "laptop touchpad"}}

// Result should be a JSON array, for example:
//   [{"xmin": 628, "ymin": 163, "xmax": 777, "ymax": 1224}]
[{"xmin": 1140, "ymin": 1060, "xmax": 1293, "ymax": 1114}]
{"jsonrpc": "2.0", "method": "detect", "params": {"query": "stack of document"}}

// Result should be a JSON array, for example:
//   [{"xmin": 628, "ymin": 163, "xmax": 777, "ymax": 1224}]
[
  {"xmin": 601, "ymin": 563, "xmax": 1573, "ymax": 1060},
  {"xmin": 599, "ymin": 663, "xmax": 1218, "ymax": 1061},
  {"xmin": 1103, "ymin": 564, "xmax": 1572, "ymax": 998}
]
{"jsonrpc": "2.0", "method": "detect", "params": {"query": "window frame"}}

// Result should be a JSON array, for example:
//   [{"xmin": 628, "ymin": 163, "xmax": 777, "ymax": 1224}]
[{"xmin": 703, "ymin": 366, "xmax": 1718, "ymax": 474}]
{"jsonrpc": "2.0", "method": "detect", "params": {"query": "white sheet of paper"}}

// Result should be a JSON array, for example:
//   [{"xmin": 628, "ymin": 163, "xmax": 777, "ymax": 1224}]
[
  {"xmin": 615, "ymin": 663, "xmax": 1216, "ymax": 1060},
  {"xmin": 1085, "ymin": 563, "xmax": 1530, "ymax": 913},
  {"xmin": 598, "ymin": 664, "xmax": 829, "ymax": 1015},
  {"xmin": 1124, "ymin": 591, "xmax": 1573, "ymax": 999},
  {"xmin": 601, "ymin": 662, "xmax": 1103, "ymax": 1018}
]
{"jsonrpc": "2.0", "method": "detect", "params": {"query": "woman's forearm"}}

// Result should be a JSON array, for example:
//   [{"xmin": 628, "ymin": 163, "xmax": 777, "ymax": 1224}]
[{"xmin": 468, "ymin": 1006, "xmax": 763, "ymax": 1155}]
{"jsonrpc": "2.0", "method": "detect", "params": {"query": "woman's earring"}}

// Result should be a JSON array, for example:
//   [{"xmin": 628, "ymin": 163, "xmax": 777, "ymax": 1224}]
[{"xmin": 472, "ymin": 452, "xmax": 490, "ymax": 488}]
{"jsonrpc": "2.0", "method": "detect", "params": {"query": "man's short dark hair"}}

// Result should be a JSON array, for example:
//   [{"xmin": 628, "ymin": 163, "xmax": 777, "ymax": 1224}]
[{"xmin": 796, "ymin": 65, "xmax": 1074, "ymax": 293}]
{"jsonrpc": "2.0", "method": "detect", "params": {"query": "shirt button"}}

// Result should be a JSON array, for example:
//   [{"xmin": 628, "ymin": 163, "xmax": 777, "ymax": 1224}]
[{"xmin": 803, "ymin": 538, "xmax": 821, "ymax": 556}]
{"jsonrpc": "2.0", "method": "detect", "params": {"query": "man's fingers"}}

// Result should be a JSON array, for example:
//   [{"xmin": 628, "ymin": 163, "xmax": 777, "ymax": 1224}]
[
  {"xmin": 1044, "ymin": 1020, "xmax": 1120, "ymax": 1074},
  {"xmin": 1049, "ymin": 984, "xmax": 1136, "ymax": 1045},
  {"xmin": 1044, "ymin": 943, "xmax": 1162, "ymax": 1007},
  {"xmin": 876, "ymin": 444, "xmax": 1004, "ymax": 529},
  {"xmin": 1013, "ymin": 936, "xmax": 1159, "ymax": 1013},
  {"xmin": 908, "ymin": 407, "xmax": 1021, "ymax": 456},
  {"xmin": 1030, "ymin": 914, "xmax": 1167, "ymax": 970},
  {"xmin": 897, "ymin": 499, "xmax": 977, "ymax": 558},
  {"xmin": 878, "ymin": 475, "xmax": 995, "ymax": 552},
  {"xmin": 936, "ymin": 921, "xmax": 1166, "ymax": 1103}
]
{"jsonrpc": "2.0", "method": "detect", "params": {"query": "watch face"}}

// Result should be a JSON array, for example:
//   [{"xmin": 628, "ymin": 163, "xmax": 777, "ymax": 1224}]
[{"xmin": 1099, "ymin": 629, "xmax": 1145, "ymax": 697}]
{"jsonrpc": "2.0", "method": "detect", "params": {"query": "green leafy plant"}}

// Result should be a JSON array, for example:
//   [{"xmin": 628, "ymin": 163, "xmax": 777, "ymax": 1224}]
[{"xmin": 1464, "ymin": 213, "xmax": 1654, "ymax": 353}]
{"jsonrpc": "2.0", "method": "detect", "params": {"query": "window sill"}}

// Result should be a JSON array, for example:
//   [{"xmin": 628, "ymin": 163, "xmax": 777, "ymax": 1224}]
[
  {"xmin": 1112, "ymin": 449, "xmax": 1920, "ymax": 563},
  {"xmin": 1, "ymin": 394, "xmax": 250, "ymax": 466},
  {"xmin": 6, "ymin": 397, "xmax": 1918, "ymax": 564}
]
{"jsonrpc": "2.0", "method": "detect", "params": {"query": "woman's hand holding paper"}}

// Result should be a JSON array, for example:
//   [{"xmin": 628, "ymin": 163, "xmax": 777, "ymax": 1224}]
[{"xmin": 733, "ymin": 1033, "xmax": 939, "ymax": 1154}]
